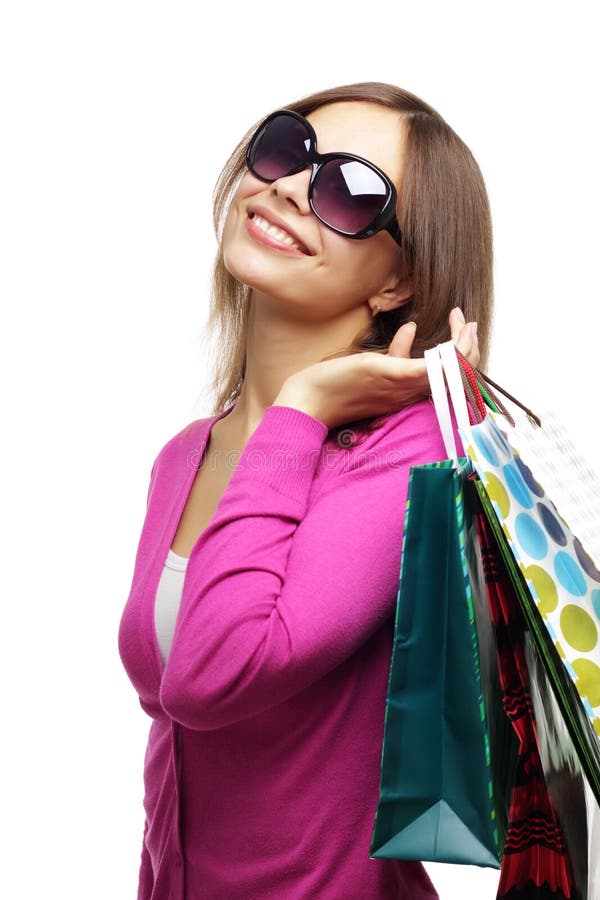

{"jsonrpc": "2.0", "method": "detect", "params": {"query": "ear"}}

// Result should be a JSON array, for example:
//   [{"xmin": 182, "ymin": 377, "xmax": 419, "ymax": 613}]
[{"xmin": 368, "ymin": 275, "xmax": 414, "ymax": 315}]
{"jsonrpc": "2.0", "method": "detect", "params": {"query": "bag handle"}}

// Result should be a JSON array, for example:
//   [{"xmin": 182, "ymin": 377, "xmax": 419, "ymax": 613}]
[
  {"xmin": 456, "ymin": 353, "xmax": 489, "ymax": 423},
  {"xmin": 474, "ymin": 366, "xmax": 542, "ymax": 427},
  {"xmin": 425, "ymin": 342, "xmax": 474, "ymax": 470},
  {"xmin": 439, "ymin": 341, "xmax": 472, "ymax": 435},
  {"xmin": 427, "ymin": 341, "xmax": 542, "ymax": 460},
  {"xmin": 455, "ymin": 351, "xmax": 542, "ymax": 429},
  {"xmin": 425, "ymin": 345, "xmax": 459, "ymax": 464}
]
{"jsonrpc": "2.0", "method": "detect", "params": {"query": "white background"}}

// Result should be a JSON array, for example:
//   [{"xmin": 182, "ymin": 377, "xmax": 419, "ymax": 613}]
[{"xmin": 2, "ymin": 2, "xmax": 598, "ymax": 898}]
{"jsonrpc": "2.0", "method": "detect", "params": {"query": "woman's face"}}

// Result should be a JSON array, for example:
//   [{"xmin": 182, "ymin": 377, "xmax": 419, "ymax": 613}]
[{"xmin": 221, "ymin": 101, "xmax": 409, "ymax": 323}]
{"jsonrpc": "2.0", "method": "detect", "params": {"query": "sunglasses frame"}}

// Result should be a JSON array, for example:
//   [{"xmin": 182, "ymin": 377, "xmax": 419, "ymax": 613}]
[{"xmin": 245, "ymin": 109, "xmax": 403, "ymax": 247}]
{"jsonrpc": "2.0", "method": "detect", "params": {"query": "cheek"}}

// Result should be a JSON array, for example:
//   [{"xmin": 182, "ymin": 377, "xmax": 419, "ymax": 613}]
[
  {"xmin": 234, "ymin": 171, "xmax": 256, "ymax": 196},
  {"xmin": 222, "ymin": 177, "xmax": 250, "ymax": 230},
  {"xmin": 320, "ymin": 231, "xmax": 394, "ymax": 297},
  {"xmin": 229, "ymin": 172, "xmax": 267, "ymax": 213},
  {"xmin": 222, "ymin": 173, "xmax": 255, "ymax": 224},
  {"xmin": 222, "ymin": 202, "xmax": 241, "ymax": 245}
]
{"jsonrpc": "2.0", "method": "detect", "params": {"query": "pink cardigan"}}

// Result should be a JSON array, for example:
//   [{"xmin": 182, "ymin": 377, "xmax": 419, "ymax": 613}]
[{"xmin": 118, "ymin": 400, "xmax": 449, "ymax": 899}]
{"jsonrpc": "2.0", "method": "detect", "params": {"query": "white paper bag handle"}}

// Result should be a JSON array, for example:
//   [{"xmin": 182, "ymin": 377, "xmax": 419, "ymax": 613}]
[
  {"xmin": 425, "ymin": 345, "xmax": 458, "ymax": 464},
  {"xmin": 438, "ymin": 341, "xmax": 471, "ymax": 436},
  {"xmin": 425, "ymin": 341, "xmax": 472, "ymax": 467}
]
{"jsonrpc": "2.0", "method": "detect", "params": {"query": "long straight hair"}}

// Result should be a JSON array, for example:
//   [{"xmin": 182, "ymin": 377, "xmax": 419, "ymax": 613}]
[{"xmin": 201, "ymin": 81, "xmax": 494, "ymax": 444}]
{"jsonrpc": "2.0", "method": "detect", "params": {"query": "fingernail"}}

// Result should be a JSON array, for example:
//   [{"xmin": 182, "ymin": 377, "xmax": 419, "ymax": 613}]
[
  {"xmin": 469, "ymin": 322, "xmax": 478, "ymax": 339},
  {"xmin": 456, "ymin": 308, "xmax": 466, "ymax": 324}
]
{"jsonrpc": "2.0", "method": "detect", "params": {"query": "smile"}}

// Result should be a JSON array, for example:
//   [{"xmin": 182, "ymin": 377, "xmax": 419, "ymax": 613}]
[{"xmin": 246, "ymin": 211, "xmax": 311, "ymax": 255}]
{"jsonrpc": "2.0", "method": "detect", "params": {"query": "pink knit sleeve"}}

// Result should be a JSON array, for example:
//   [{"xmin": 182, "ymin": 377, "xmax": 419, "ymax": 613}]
[
  {"xmin": 137, "ymin": 819, "xmax": 154, "ymax": 900},
  {"xmin": 159, "ymin": 401, "xmax": 451, "ymax": 731}
]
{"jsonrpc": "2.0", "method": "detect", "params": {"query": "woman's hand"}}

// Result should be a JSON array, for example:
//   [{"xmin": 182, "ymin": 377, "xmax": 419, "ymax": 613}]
[{"xmin": 273, "ymin": 307, "xmax": 479, "ymax": 431}]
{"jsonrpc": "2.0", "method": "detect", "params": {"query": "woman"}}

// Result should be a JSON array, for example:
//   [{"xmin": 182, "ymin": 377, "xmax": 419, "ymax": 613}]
[{"xmin": 118, "ymin": 80, "xmax": 492, "ymax": 899}]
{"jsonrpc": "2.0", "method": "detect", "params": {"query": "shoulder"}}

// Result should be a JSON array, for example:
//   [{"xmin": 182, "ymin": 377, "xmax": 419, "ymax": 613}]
[
  {"xmin": 373, "ymin": 397, "xmax": 444, "ymax": 444},
  {"xmin": 337, "ymin": 399, "xmax": 450, "ymax": 472},
  {"xmin": 159, "ymin": 415, "xmax": 212, "ymax": 457},
  {"xmin": 147, "ymin": 413, "xmax": 218, "ymax": 480}
]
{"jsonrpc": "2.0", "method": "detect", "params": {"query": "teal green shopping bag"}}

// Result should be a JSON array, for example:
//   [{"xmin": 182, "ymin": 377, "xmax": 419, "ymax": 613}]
[{"xmin": 370, "ymin": 460, "xmax": 514, "ymax": 866}]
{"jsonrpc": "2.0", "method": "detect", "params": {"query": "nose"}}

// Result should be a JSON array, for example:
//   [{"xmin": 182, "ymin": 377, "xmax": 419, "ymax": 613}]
[{"xmin": 268, "ymin": 165, "xmax": 314, "ymax": 215}]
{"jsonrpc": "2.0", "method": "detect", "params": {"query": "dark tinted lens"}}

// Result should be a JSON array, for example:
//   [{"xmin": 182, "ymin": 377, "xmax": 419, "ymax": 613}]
[
  {"xmin": 312, "ymin": 159, "xmax": 390, "ymax": 233},
  {"xmin": 248, "ymin": 114, "xmax": 310, "ymax": 181}
]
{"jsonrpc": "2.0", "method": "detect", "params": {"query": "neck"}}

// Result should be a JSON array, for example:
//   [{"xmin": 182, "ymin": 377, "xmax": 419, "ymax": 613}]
[{"xmin": 221, "ymin": 291, "xmax": 371, "ymax": 441}]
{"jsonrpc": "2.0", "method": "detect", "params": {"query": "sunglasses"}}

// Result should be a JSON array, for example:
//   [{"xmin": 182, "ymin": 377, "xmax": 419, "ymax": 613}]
[{"xmin": 245, "ymin": 109, "xmax": 403, "ymax": 247}]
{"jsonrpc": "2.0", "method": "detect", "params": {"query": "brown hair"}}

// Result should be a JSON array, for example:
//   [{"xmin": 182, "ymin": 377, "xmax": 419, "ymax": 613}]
[{"xmin": 199, "ymin": 81, "xmax": 493, "ymax": 445}]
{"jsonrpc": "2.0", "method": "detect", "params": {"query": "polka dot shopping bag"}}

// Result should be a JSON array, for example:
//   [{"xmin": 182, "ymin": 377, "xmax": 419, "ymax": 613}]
[{"xmin": 433, "ymin": 341, "xmax": 600, "ymax": 804}]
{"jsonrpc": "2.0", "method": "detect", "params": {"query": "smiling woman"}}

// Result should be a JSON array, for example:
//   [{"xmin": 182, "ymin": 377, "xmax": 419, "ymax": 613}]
[
  {"xmin": 221, "ymin": 102, "xmax": 413, "ymax": 346},
  {"xmin": 212, "ymin": 84, "xmax": 491, "ymax": 445},
  {"xmin": 118, "ymin": 80, "xmax": 493, "ymax": 899}
]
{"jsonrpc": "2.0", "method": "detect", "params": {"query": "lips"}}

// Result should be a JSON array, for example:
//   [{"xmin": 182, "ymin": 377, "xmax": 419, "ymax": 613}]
[{"xmin": 247, "ymin": 205, "xmax": 313, "ymax": 255}]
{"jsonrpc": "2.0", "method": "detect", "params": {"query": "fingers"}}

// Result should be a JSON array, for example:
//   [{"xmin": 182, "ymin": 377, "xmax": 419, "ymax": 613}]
[
  {"xmin": 387, "ymin": 309, "xmax": 480, "ymax": 367},
  {"xmin": 449, "ymin": 307, "xmax": 480, "ymax": 367},
  {"xmin": 454, "ymin": 322, "xmax": 479, "ymax": 362},
  {"xmin": 449, "ymin": 306, "xmax": 466, "ymax": 337},
  {"xmin": 387, "ymin": 321, "xmax": 417, "ymax": 359}
]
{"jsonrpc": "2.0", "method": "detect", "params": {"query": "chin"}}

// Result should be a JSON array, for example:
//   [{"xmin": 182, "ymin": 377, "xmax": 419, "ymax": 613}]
[
  {"xmin": 222, "ymin": 246, "xmax": 266, "ymax": 291},
  {"xmin": 222, "ymin": 237, "xmax": 290, "ymax": 294}
]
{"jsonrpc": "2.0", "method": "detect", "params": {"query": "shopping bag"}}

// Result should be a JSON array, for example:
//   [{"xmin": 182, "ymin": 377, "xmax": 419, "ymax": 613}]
[
  {"xmin": 465, "ymin": 369, "xmax": 600, "ymax": 570},
  {"xmin": 429, "ymin": 343, "xmax": 585, "ymax": 897},
  {"xmin": 435, "ymin": 343, "xmax": 600, "ymax": 799},
  {"xmin": 473, "ymin": 491, "xmax": 577, "ymax": 900},
  {"xmin": 524, "ymin": 624, "xmax": 600, "ymax": 900},
  {"xmin": 369, "ymin": 457, "xmax": 514, "ymax": 866},
  {"xmin": 451, "ymin": 348, "xmax": 600, "ymax": 737}
]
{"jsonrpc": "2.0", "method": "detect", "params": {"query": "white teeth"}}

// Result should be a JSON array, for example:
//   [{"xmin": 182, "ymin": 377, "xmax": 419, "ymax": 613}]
[{"xmin": 252, "ymin": 214, "xmax": 304, "ymax": 251}]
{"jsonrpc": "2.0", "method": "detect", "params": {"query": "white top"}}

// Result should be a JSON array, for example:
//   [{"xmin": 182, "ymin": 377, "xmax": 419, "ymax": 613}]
[{"xmin": 154, "ymin": 548, "xmax": 188, "ymax": 665}]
